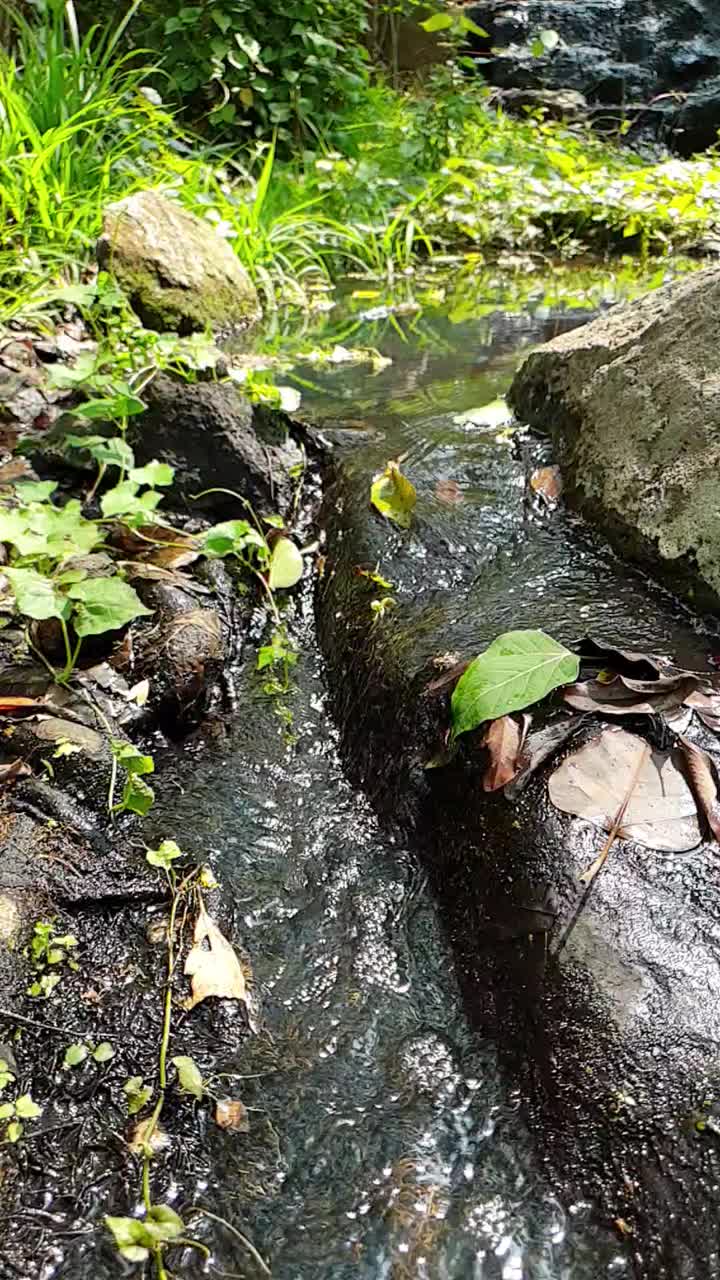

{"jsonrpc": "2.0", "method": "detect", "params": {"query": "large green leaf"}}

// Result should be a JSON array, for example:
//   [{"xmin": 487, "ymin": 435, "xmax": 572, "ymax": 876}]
[
  {"xmin": 5, "ymin": 567, "xmax": 70, "ymax": 621},
  {"xmin": 268, "ymin": 537, "xmax": 303, "ymax": 590},
  {"xmin": 451, "ymin": 630, "xmax": 580, "ymax": 737},
  {"xmin": 65, "ymin": 434, "xmax": 135, "ymax": 472},
  {"xmin": 67, "ymin": 578, "xmax": 152, "ymax": 637}
]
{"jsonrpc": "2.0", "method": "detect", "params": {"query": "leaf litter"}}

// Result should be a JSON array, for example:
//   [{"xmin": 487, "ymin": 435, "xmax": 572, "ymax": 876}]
[
  {"xmin": 184, "ymin": 901, "xmax": 248, "ymax": 1011},
  {"xmin": 481, "ymin": 713, "xmax": 530, "ymax": 791},
  {"xmin": 548, "ymin": 727, "xmax": 701, "ymax": 853}
]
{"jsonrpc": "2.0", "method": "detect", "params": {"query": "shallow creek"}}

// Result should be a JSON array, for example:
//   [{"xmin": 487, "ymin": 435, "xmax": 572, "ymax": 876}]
[{"xmin": 144, "ymin": 275, "xmax": 698, "ymax": 1279}]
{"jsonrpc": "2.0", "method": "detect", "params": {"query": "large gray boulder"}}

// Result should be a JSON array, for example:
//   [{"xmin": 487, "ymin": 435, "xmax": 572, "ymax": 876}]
[
  {"xmin": 97, "ymin": 189, "xmax": 261, "ymax": 334},
  {"xmin": 509, "ymin": 266, "xmax": 720, "ymax": 610}
]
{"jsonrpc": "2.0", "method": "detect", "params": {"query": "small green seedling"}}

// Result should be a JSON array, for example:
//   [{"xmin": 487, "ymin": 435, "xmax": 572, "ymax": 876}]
[
  {"xmin": 26, "ymin": 920, "xmax": 79, "ymax": 998},
  {"xmin": 111, "ymin": 741, "xmax": 155, "ymax": 816}
]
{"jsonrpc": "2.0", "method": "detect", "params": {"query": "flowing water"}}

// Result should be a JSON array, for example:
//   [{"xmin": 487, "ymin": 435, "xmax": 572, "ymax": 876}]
[{"xmin": 146, "ymin": 269, "xmax": 691, "ymax": 1279}]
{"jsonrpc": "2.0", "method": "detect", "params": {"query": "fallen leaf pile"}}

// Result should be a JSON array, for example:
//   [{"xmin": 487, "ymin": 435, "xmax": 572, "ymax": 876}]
[{"xmin": 437, "ymin": 631, "xmax": 720, "ymax": 868}]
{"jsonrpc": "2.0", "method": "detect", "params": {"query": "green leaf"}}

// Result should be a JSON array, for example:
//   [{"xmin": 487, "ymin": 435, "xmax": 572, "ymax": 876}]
[
  {"xmin": 143, "ymin": 1204, "xmax": 185, "ymax": 1244},
  {"xmin": 75, "ymin": 393, "xmax": 146, "ymax": 420},
  {"xmin": 65, "ymin": 434, "xmax": 135, "ymax": 472},
  {"xmin": 120, "ymin": 773, "xmax": 155, "ymax": 816},
  {"xmin": 370, "ymin": 462, "xmax": 416, "ymax": 529},
  {"xmin": 105, "ymin": 1216, "xmax": 150, "ymax": 1262},
  {"xmin": 420, "ymin": 12, "xmax": 454, "ymax": 31},
  {"xmin": 64, "ymin": 1043, "xmax": 88, "ymax": 1068},
  {"xmin": 13, "ymin": 480, "xmax": 57, "ymax": 502},
  {"xmin": 123, "ymin": 1077, "xmax": 153, "ymax": 1115},
  {"xmin": 5, "ymin": 1120, "xmax": 22, "ymax": 1143},
  {"xmin": 451, "ymin": 630, "xmax": 580, "ymax": 737},
  {"xmin": 4, "ymin": 567, "xmax": 69, "ymax": 622},
  {"xmin": 112, "ymin": 741, "xmax": 155, "ymax": 776},
  {"xmin": 92, "ymin": 1042, "xmax": 114, "ymax": 1063},
  {"xmin": 14, "ymin": 1094, "xmax": 42, "ymax": 1119},
  {"xmin": 146, "ymin": 840, "xmax": 183, "ymax": 870},
  {"xmin": 0, "ymin": 1060, "xmax": 15, "ymax": 1091},
  {"xmin": 459, "ymin": 14, "xmax": 488, "ymax": 37},
  {"xmin": 129, "ymin": 461, "xmax": 175, "ymax": 487},
  {"xmin": 268, "ymin": 537, "xmax": 303, "ymax": 590},
  {"xmin": 0, "ymin": 1102, "xmax": 15, "ymax": 1120},
  {"xmin": 172, "ymin": 1055, "xmax": 204, "ymax": 1101},
  {"xmin": 202, "ymin": 520, "xmax": 269, "ymax": 561},
  {"xmin": 101, "ymin": 480, "xmax": 160, "ymax": 518},
  {"xmin": 67, "ymin": 577, "xmax": 152, "ymax": 637}
]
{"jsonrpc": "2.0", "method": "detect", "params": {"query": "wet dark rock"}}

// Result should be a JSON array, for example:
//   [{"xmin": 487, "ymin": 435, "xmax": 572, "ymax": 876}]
[
  {"xmin": 491, "ymin": 86, "xmax": 588, "ymax": 120},
  {"xmin": 465, "ymin": 0, "xmax": 720, "ymax": 151},
  {"xmin": 316, "ymin": 417, "xmax": 720, "ymax": 1275},
  {"xmin": 97, "ymin": 189, "xmax": 261, "ymax": 335},
  {"xmin": 134, "ymin": 579, "xmax": 227, "ymax": 718},
  {"xmin": 133, "ymin": 374, "xmax": 305, "ymax": 517},
  {"xmin": 509, "ymin": 264, "xmax": 720, "ymax": 611}
]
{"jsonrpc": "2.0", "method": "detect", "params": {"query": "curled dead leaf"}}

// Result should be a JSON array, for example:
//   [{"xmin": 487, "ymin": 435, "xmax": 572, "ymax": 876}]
[
  {"xmin": 481, "ymin": 714, "xmax": 530, "ymax": 792},
  {"xmin": 128, "ymin": 1118, "xmax": 170, "ymax": 1156},
  {"xmin": 0, "ymin": 758, "xmax": 31, "ymax": 785},
  {"xmin": 184, "ymin": 902, "xmax": 247, "ymax": 1011},
  {"xmin": 678, "ymin": 736, "xmax": 720, "ymax": 843},
  {"xmin": 564, "ymin": 673, "xmax": 699, "ymax": 718},
  {"xmin": 215, "ymin": 1098, "xmax": 250, "ymax": 1132}
]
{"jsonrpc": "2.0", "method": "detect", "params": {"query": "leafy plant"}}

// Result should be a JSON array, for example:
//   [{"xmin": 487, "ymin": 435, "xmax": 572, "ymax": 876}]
[
  {"xmin": 257, "ymin": 624, "xmax": 297, "ymax": 695},
  {"xmin": 26, "ymin": 919, "xmax": 79, "ymax": 998},
  {"xmin": 111, "ymin": 741, "xmax": 155, "ymax": 816},
  {"xmin": 105, "ymin": 1204, "xmax": 186, "ymax": 1265},
  {"xmin": 451, "ymin": 630, "xmax": 580, "ymax": 737},
  {"xmin": 0, "ymin": 1090, "xmax": 43, "ymax": 1143}
]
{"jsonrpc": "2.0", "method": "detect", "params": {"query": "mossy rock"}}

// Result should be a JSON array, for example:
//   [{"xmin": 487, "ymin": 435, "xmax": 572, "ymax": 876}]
[{"xmin": 97, "ymin": 190, "xmax": 261, "ymax": 335}]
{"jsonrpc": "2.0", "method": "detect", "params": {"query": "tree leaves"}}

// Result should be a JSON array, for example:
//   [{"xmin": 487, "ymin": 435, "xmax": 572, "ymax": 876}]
[
  {"xmin": 564, "ymin": 672, "xmax": 698, "ymax": 717},
  {"xmin": 184, "ymin": 903, "xmax": 247, "ymax": 1010},
  {"xmin": 678, "ymin": 737, "xmax": 720, "ymax": 843},
  {"xmin": 452, "ymin": 630, "xmax": 579, "ymax": 737},
  {"xmin": 5, "ymin": 567, "xmax": 70, "ymax": 621},
  {"xmin": 370, "ymin": 461, "xmax": 416, "ymax": 529},
  {"xmin": 548, "ymin": 727, "xmax": 701, "ymax": 852}
]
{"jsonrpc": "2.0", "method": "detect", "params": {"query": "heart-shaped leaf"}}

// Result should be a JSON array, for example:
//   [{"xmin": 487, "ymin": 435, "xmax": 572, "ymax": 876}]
[{"xmin": 452, "ymin": 630, "xmax": 579, "ymax": 737}]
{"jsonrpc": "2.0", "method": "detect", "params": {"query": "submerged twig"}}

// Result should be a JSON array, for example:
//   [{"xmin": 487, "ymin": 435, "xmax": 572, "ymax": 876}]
[
  {"xmin": 0, "ymin": 1006, "xmax": 116, "ymax": 1039},
  {"xmin": 578, "ymin": 740, "xmax": 650, "ymax": 886},
  {"xmin": 191, "ymin": 1208, "xmax": 272, "ymax": 1277}
]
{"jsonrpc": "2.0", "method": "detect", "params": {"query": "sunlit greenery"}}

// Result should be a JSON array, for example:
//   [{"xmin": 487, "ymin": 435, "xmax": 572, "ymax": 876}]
[{"xmin": 1, "ymin": 0, "xmax": 720, "ymax": 327}]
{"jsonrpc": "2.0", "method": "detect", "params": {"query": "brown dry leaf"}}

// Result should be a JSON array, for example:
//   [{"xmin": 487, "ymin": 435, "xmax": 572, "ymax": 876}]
[
  {"xmin": 0, "ymin": 758, "xmax": 31, "ymax": 785},
  {"xmin": 529, "ymin": 465, "xmax": 562, "ymax": 503},
  {"xmin": 215, "ymin": 1098, "xmax": 250, "ymax": 1133},
  {"xmin": 128, "ymin": 1118, "xmax": 171, "ymax": 1156},
  {"xmin": 564, "ymin": 673, "xmax": 698, "ymax": 717},
  {"xmin": 678, "ymin": 737, "xmax": 720, "ymax": 843},
  {"xmin": 548, "ymin": 726, "xmax": 701, "ymax": 852},
  {"xmin": 482, "ymin": 714, "xmax": 529, "ymax": 792},
  {"xmin": 0, "ymin": 458, "xmax": 33, "ymax": 486},
  {"xmin": 184, "ymin": 902, "xmax": 247, "ymax": 1010},
  {"xmin": 684, "ymin": 688, "xmax": 720, "ymax": 732},
  {"xmin": 435, "ymin": 479, "xmax": 464, "ymax": 505}
]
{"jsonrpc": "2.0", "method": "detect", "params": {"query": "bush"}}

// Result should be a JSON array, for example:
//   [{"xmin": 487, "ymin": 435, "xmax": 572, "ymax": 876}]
[{"xmin": 139, "ymin": 0, "xmax": 371, "ymax": 141}]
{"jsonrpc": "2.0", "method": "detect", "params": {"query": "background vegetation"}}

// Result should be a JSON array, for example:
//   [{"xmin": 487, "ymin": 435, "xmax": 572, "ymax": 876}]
[{"xmin": 2, "ymin": 0, "xmax": 720, "ymax": 320}]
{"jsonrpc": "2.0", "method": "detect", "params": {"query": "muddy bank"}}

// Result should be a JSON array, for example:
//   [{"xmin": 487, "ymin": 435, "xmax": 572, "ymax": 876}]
[
  {"xmin": 0, "ymin": 355, "xmax": 317, "ymax": 1278},
  {"xmin": 314, "ymin": 336, "xmax": 720, "ymax": 1277}
]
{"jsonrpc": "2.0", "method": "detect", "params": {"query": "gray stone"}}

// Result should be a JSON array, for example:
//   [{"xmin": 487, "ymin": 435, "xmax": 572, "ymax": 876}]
[
  {"xmin": 509, "ymin": 265, "xmax": 720, "ymax": 608},
  {"xmin": 97, "ymin": 190, "xmax": 261, "ymax": 334}
]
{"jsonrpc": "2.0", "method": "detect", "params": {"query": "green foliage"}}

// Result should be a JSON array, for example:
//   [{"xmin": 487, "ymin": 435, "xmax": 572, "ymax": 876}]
[
  {"xmin": 451, "ymin": 630, "xmax": 580, "ymax": 738},
  {"xmin": 0, "ymin": 1086, "xmax": 43, "ymax": 1143},
  {"xmin": 111, "ymin": 741, "xmax": 155, "ymax": 815},
  {"xmin": 142, "ymin": 0, "xmax": 370, "ymax": 140},
  {"xmin": 172, "ymin": 1055, "xmax": 204, "ymax": 1101},
  {"xmin": 105, "ymin": 1204, "xmax": 185, "ymax": 1264},
  {"xmin": 257, "ymin": 624, "xmax": 297, "ymax": 695},
  {"xmin": 26, "ymin": 919, "xmax": 79, "ymax": 998},
  {"xmin": 123, "ymin": 1075, "xmax": 153, "ymax": 1115},
  {"xmin": 146, "ymin": 839, "xmax": 184, "ymax": 871}
]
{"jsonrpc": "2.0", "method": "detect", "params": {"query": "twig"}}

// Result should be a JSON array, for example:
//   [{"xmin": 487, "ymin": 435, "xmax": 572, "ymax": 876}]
[
  {"xmin": 191, "ymin": 1208, "xmax": 271, "ymax": 1277},
  {"xmin": 0, "ymin": 1006, "xmax": 116, "ymax": 1039},
  {"xmin": 578, "ymin": 741, "xmax": 650, "ymax": 886}
]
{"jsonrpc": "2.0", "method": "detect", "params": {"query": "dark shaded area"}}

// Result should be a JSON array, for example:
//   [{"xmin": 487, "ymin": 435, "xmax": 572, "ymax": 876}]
[{"xmin": 466, "ymin": 0, "xmax": 720, "ymax": 152}]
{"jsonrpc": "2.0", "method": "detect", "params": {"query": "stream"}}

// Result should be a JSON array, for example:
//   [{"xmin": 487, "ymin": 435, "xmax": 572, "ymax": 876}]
[{"xmin": 144, "ymin": 269, "xmax": 687, "ymax": 1279}]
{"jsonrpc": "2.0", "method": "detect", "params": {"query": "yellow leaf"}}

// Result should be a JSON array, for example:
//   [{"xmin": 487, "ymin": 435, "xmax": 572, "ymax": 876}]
[
  {"xmin": 184, "ymin": 902, "xmax": 247, "ymax": 1010},
  {"xmin": 240, "ymin": 87, "xmax": 253, "ymax": 107},
  {"xmin": 370, "ymin": 461, "xmax": 416, "ymax": 529}
]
